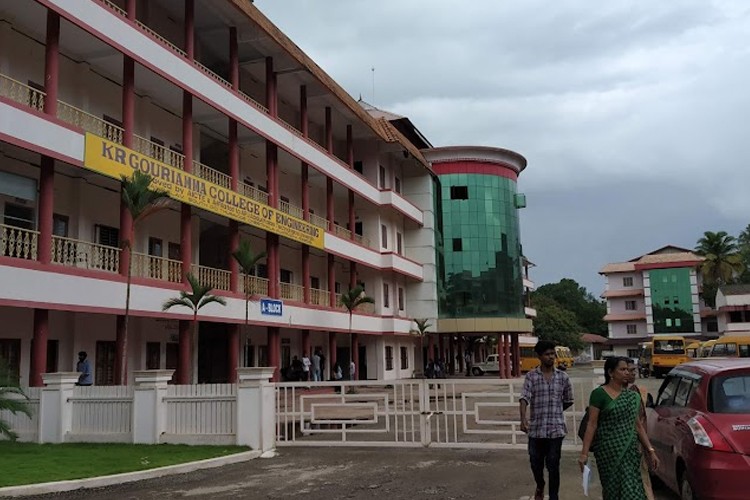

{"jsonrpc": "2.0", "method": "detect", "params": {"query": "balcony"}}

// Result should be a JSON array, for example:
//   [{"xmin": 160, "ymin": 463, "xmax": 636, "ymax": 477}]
[{"xmin": 0, "ymin": 74, "xmax": 386, "ymax": 255}]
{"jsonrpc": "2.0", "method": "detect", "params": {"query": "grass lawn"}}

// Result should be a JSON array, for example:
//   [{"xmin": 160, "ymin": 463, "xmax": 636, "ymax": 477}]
[{"xmin": 0, "ymin": 442, "xmax": 249, "ymax": 487}]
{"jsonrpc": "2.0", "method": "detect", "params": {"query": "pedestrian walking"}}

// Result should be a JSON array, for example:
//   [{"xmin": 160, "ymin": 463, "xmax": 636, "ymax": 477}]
[
  {"xmin": 76, "ymin": 351, "xmax": 93, "ymax": 386},
  {"xmin": 349, "ymin": 359, "xmax": 356, "ymax": 381},
  {"xmin": 464, "ymin": 351, "xmax": 472, "ymax": 376},
  {"xmin": 519, "ymin": 340, "xmax": 573, "ymax": 500},
  {"xmin": 579, "ymin": 356, "xmax": 659, "ymax": 500},
  {"xmin": 627, "ymin": 359, "xmax": 655, "ymax": 500}
]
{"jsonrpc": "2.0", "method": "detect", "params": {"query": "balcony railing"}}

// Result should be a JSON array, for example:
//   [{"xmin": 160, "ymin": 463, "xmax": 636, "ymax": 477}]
[
  {"xmin": 0, "ymin": 74, "xmax": 45, "ymax": 111},
  {"xmin": 243, "ymin": 275, "xmax": 269, "ymax": 296},
  {"xmin": 194, "ymin": 161, "xmax": 231, "ymax": 189},
  {"xmin": 192, "ymin": 264, "xmax": 231, "ymax": 291},
  {"xmin": 240, "ymin": 183, "xmax": 269, "ymax": 205},
  {"xmin": 280, "ymin": 282, "xmax": 304, "ymax": 302},
  {"xmin": 51, "ymin": 235, "xmax": 120, "ymax": 273},
  {"xmin": 133, "ymin": 135, "xmax": 184, "ymax": 170},
  {"xmin": 0, "ymin": 224, "xmax": 38, "ymax": 260},
  {"xmin": 132, "ymin": 252, "xmax": 181, "ymax": 283},
  {"xmin": 58, "ymin": 101, "xmax": 124, "ymax": 144},
  {"xmin": 333, "ymin": 224, "xmax": 352, "ymax": 240},
  {"xmin": 309, "ymin": 213, "xmax": 329, "ymax": 231},
  {"xmin": 279, "ymin": 199, "xmax": 304, "ymax": 219},
  {"xmin": 309, "ymin": 287, "xmax": 329, "ymax": 306},
  {"xmin": 354, "ymin": 234, "xmax": 371, "ymax": 248}
]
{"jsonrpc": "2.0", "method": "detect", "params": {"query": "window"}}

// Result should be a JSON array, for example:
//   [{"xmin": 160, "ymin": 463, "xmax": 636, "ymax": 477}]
[
  {"xmin": 450, "ymin": 186, "xmax": 468, "ymax": 200},
  {"xmin": 0, "ymin": 339, "xmax": 21, "ymax": 385},
  {"xmin": 311, "ymin": 276, "xmax": 320, "ymax": 289},
  {"xmin": 673, "ymin": 296, "xmax": 679, "ymax": 305},
  {"xmin": 383, "ymin": 283, "xmax": 390, "ymax": 308},
  {"xmin": 385, "ymin": 346, "xmax": 394, "ymax": 371},
  {"xmin": 626, "ymin": 324, "xmax": 637, "ymax": 334},
  {"xmin": 4, "ymin": 203, "xmax": 34, "ymax": 230},
  {"xmin": 96, "ymin": 224, "xmax": 119, "ymax": 248},
  {"xmin": 741, "ymin": 345, "xmax": 750, "ymax": 358},
  {"xmin": 103, "ymin": 114, "xmax": 123, "ymax": 129},
  {"xmin": 168, "ymin": 242, "xmax": 181, "ymax": 260},
  {"xmin": 280, "ymin": 269, "xmax": 292, "ymax": 283},
  {"xmin": 396, "ymin": 233, "xmax": 403, "ymax": 255},
  {"xmin": 398, "ymin": 287, "xmax": 404, "ymax": 311},
  {"xmin": 729, "ymin": 311, "xmax": 743, "ymax": 323},
  {"xmin": 710, "ymin": 375, "xmax": 750, "ymax": 413},
  {"xmin": 146, "ymin": 342, "xmax": 161, "ymax": 370},
  {"xmin": 623, "ymin": 277, "xmax": 634, "ymax": 287},
  {"xmin": 353, "ymin": 161, "xmax": 363, "ymax": 174},
  {"xmin": 452, "ymin": 238, "xmax": 463, "ymax": 252},
  {"xmin": 335, "ymin": 282, "xmax": 341, "ymax": 294},
  {"xmin": 665, "ymin": 319, "xmax": 673, "ymax": 327},
  {"xmin": 95, "ymin": 340, "xmax": 116, "ymax": 386},
  {"xmin": 379, "ymin": 165, "xmax": 386, "ymax": 189},
  {"xmin": 625, "ymin": 301, "xmax": 636, "ymax": 311},
  {"xmin": 148, "ymin": 237, "xmax": 163, "ymax": 257},
  {"xmin": 257, "ymin": 264, "xmax": 268, "ymax": 279},
  {"xmin": 381, "ymin": 224, "xmax": 388, "ymax": 248},
  {"xmin": 664, "ymin": 298, "xmax": 670, "ymax": 305},
  {"xmin": 627, "ymin": 348, "xmax": 640, "ymax": 359},
  {"xmin": 395, "ymin": 177, "xmax": 401, "ymax": 193},
  {"xmin": 656, "ymin": 376, "xmax": 680, "ymax": 406},
  {"xmin": 674, "ymin": 378, "xmax": 696, "ymax": 407},
  {"xmin": 400, "ymin": 346, "xmax": 409, "ymax": 369},
  {"xmin": 52, "ymin": 214, "xmax": 69, "ymax": 237},
  {"xmin": 707, "ymin": 320, "xmax": 719, "ymax": 332},
  {"xmin": 675, "ymin": 318, "xmax": 682, "ymax": 328}
]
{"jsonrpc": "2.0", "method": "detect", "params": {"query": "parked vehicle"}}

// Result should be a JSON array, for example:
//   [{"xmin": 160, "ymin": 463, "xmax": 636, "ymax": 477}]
[
  {"xmin": 686, "ymin": 342, "xmax": 701, "ymax": 358},
  {"xmin": 472, "ymin": 354, "xmax": 499, "ymax": 375},
  {"xmin": 708, "ymin": 335, "xmax": 750, "ymax": 358},
  {"xmin": 699, "ymin": 340, "xmax": 717, "ymax": 358},
  {"xmin": 555, "ymin": 346, "xmax": 574, "ymax": 369},
  {"xmin": 652, "ymin": 335, "xmax": 689, "ymax": 378},
  {"xmin": 645, "ymin": 359, "xmax": 750, "ymax": 500}
]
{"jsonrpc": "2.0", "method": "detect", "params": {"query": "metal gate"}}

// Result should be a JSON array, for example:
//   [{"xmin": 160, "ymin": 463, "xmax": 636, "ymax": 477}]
[{"xmin": 275, "ymin": 378, "xmax": 595, "ymax": 449}]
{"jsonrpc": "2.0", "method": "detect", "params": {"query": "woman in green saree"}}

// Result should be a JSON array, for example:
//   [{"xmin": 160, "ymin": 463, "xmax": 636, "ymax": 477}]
[{"xmin": 579, "ymin": 357, "xmax": 659, "ymax": 500}]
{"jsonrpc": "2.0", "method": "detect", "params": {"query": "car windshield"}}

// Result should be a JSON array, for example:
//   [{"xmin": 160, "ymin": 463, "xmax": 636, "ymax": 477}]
[
  {"xmin": 710, "ymin": 374, "xmax": 750, "ymax": 414},
  {"xmin": 654, "ymin": 339, "xmax": 685, "ymax": 355}
]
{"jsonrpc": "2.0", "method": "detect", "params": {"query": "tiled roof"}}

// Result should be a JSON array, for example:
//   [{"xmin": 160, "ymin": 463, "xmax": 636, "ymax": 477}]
[
  {"xmin": 600, "ymin": 248, "xmax": 703, "ymax": 274},
  {"xmin": 582, "ymin": 333, "xmax": 609, "ymax": 344},
  {"xmin": 720, "ymin": 284, "xmax": 750, "ymax": 296},
  {"xmin": 228, "ymin": 1, "xmax": 429, "ymax": 169}
]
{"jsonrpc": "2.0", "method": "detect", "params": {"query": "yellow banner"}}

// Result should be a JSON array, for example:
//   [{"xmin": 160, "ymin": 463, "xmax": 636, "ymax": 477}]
[{"xmin": 83, "ymin": 133, "xmax": 324, "ymax": 249}]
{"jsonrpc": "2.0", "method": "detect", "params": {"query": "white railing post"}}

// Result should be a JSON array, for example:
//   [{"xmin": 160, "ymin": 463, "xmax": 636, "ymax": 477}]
[
  {"xmin": 38, "ymin": 372, "xmax": 79, "ymax": 443},
  {"xmin": 236, "ymin": 367, "xmax": 276, "ymax": 452},
  {"xmin": 132, "ymin": 370, "xmax": 173, "ymax": 444},
  {"xmin": 419, "ymin": 379, "xmax": 431, "ymax": 447}
]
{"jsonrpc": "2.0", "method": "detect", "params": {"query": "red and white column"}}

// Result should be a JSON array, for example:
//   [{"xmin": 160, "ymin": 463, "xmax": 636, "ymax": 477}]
[
  {"xmin": 29, "ymin": 309, "xmax": 49, "ymax": 387},
  {"xmin": 265, "ymin": 57, "xmax": 280, "ymax": 380},
  {"xmin": 300, "ymin": 85, "xmax": 311, "ymax": 304}
]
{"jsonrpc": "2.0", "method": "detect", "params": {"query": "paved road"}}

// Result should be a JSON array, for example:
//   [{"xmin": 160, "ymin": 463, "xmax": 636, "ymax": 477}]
[{"xmin": 21, "ymin": 447, "xmax": 678, "ymax": 500}]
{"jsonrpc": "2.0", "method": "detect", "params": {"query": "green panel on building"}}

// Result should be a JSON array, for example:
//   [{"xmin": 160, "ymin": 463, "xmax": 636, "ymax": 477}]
[{"xmin": 649, "ymin": 267, "xmax": 695, "ymax": 333}]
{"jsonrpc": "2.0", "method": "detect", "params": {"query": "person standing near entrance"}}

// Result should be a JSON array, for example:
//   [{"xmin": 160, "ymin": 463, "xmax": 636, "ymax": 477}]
[
  {"xmin": 76, "ymin": 351, "xmax": 93, "ymax": 386},
  {"xmin": 301, "ymin": 352, "xmax": 311, "ymax": 382},
  {"xmin": 519, "ymin": 340, "xmax": 573, "ymax": 500},
  {"xmin": 349, "ymin": 359, "xmax": 356, "ymax": 381},
  {"xmin": 312, "ymin": 350, "xmax": 321, "ymax": 382}
]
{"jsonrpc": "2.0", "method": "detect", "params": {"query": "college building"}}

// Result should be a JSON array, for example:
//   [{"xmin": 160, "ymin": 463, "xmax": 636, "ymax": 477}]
[
  {"xmin": 599, "ymin": 245, "xmax": 717, "ymax": 358},
  {"xmin": 0, "ymin": 0, "xmax": 533, "ymax": 386}
]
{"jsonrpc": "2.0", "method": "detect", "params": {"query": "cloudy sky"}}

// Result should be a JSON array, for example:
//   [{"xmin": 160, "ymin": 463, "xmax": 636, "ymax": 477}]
[{"xmin": 255, "ymin": 0, "xmax": 750, "ymax": 295}]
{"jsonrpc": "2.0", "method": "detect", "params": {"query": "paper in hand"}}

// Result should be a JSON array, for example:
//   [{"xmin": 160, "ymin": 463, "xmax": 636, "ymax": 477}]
[{"xmin": 582, "ymin": 464, "xmax": 592, "ymax": 496}]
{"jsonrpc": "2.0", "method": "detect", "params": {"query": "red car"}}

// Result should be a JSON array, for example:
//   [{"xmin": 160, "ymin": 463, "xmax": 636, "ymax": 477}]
[{"xmin": 646, "ymin": 358, "xmax": 750, "ymax": 500}]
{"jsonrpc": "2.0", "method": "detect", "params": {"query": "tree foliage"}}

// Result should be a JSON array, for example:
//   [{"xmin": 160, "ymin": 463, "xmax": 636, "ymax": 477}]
[
  {"xmin": 695, "ymin": 231, "xmax": 744, "ymax": 285},
  {"xmin": 0, "ymin": 363, "xmax": 31, "ymax": 441},
  {"xmin": 533, "ymin": 278, "xmax": 607, "ymax": 336},
  {"xmin": 340, "ymin": 286, "xmax": 375, "ymax": 364},
  {"xmin": 533, "ymin": 303, "xmax": 585, "ymax": 350}
]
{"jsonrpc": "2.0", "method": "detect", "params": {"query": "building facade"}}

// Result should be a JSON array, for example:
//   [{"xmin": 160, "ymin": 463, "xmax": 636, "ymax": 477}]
[
  {"xmin": 600, "ymin": 246, "xmax": 716, "ymax": 358},
  {"xmin": 0, "ymin": 0, "xmax": 441, "ymax": 385},
  {"xmin": 422, "ymin": 146, "xmax": 533, "ymax": 377}
]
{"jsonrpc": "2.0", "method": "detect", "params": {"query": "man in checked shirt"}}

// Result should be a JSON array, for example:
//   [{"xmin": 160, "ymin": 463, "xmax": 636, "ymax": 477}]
[{"xmin": 519, "ymin": 340, "xmax": 574, "ymax": 500}]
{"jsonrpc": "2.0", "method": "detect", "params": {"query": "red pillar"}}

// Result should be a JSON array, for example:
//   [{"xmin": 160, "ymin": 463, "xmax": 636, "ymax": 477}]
[
  {"xmin": 29, "ymin": 309, "xmax": 49, "ymax": 387},
  {"xmin": 228, "ymin": 324, "xmax": 239, "ymax": 382},
  {"xmin": 268, "ymin": 327, "xmax": 280, "ymax": 382},
  {"xmin": 328, "ymin": 332, "xmax": 337, "ymax": 380},
  {"xmin": 126, "ymin": 0, "xmax": 136, "ymax": 20},
  {"xmin": 328, "ymin": 254, "xmax": 336, "ymax": 307},
  {"xmin": 458, "ymin": 335, "xmax": 464, "ymax": 375},
  {"xmin": 438, "ymin": 334, "xmax": 445, "ymax": 361},
  {"xmin": 38, "ymin": 157, "xmax": 54, "ymax": 265},
  {"xmin": 181, "ymin": 91, "xmax": 193, "ymax": 282},
  {"xmin": 115, "ymin": 315, "xmax": 126, "ymax": 384},
  {"xmin": 346, "ymin": 124, "xmax": 356, "ymax": 241},
  {"xmin": 178, "ymin": 320, "xmax": 190, "ymax": 384},
  {"xmin": 504, "ymin": 334, "xmax": 512, "ymax": 379},
  {"xmin": 184, "ymin": 0, "xmax": 194, "ymax": 59},
  {"xmin": 265, "ymin": 57, "xmax": 279, "ymax": 299},
  {"xmin": 119, "ymin": 54, "xmax": 135, "ymax": 277},
  {"xmin": 351, "ymin": 332, "xmax": 359, "ymax": 379},
  {"xmin": 511, "ymin": 333, "xmax": 520, "ymax": 377},
  {"xmin": 349, "ymin": 261, "xmax": 357, "ymax": 289},
  {"xmin": 427, "ymin": 334, "xmax": 434, "ymax": 362},
  {"xmin": 302, "ymin": 246, "xmax": 310, "ymax": 303},
  {"xmin": 301, "ymin": 330, "xmax": 311, "ymax": 358},
  {"xmin": 325, "ymin": 106, "xmax": 334, "ymax": 231},
  {"xmin": 43, "ymin": 10, "xmax": 59, "ymax": 116},
  {"xmin": 228, "ymin": 122, "xmax": 240, "ymax": 292},
  {"xmin": 266, "ymin": 57, "xmax": 277, "ymax": 117}
]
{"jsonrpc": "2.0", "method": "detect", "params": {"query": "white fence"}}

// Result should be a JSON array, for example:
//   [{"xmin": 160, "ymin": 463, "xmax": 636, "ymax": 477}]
[
  {"xmin": 0, "ymin": 387, "xmax": 40, "ymax": 442},
  {"xmin": 275, "ymin": 378, "xmax": 597, "ymax": 450},
  {"xmin": 164, "ymin": 384, "xmax": 236, "ymax": 445},
  {"xmin": 70, "ymin": 386, "xmax": 133, "ymax": 442}
]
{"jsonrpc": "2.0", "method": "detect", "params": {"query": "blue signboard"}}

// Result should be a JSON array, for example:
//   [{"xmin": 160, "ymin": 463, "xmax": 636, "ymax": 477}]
[{"xmin": 260, "ymin": 298, "xmax": 283, "ymax": 316}]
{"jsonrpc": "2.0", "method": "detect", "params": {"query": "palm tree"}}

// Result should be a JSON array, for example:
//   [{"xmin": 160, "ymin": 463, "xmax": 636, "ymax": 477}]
[
  {"xmin": 695, "ymin": 231, "xmax": 745, "ymax": 284},
  {"xmin": 411, "ymin": 318, "xmax": 431, "ymax": 376},
  {"xmin": 162, "ymin": 273, "xmax": 227, "ymax": 384},
  {"xmin": 118, "ymin": 170, "xmax": 169, "ymax": 385},
  {"xmin": 340, "ymin": 285, "xmax": 375, "ymax": 375},
  {"xmin": 231, "ymin": 239, "xmax": 267, "ymax": 331},
  {"xmin": 0, "ymin": 366, "xmax": 31, "ymax": 441}
]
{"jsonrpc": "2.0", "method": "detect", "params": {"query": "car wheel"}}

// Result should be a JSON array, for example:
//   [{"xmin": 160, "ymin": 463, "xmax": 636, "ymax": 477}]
[
  {"xmin": 680, "ymin": 469, "xmax": 696, "ymax": 500},
  {"xmin": 472, "ymin": 367, "xmax": 483, "ymax": 376}
]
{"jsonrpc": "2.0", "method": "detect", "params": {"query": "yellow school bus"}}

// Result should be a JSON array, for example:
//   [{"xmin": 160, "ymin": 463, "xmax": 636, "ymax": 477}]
[
  {"xmin": 686, "ymin": 341, "xmax": 701, "ymax": 358},
  {"xmin": 518, "ymin": 337, "xmax": 574, "ymax": 372},
  {"xmin": 651, "ymin": 335, "xmax": 689, "ymax": 378},
  {"xmin": 555, "ymin": 346, "xmax": 575, "ymax": 369},
  {"xmin": 699, "ymin": 340, "xmax": 716, "ymax": 358},
  {"xmin": 708, "ymin": 335, "xmax": 750, "ymax": 358}
]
